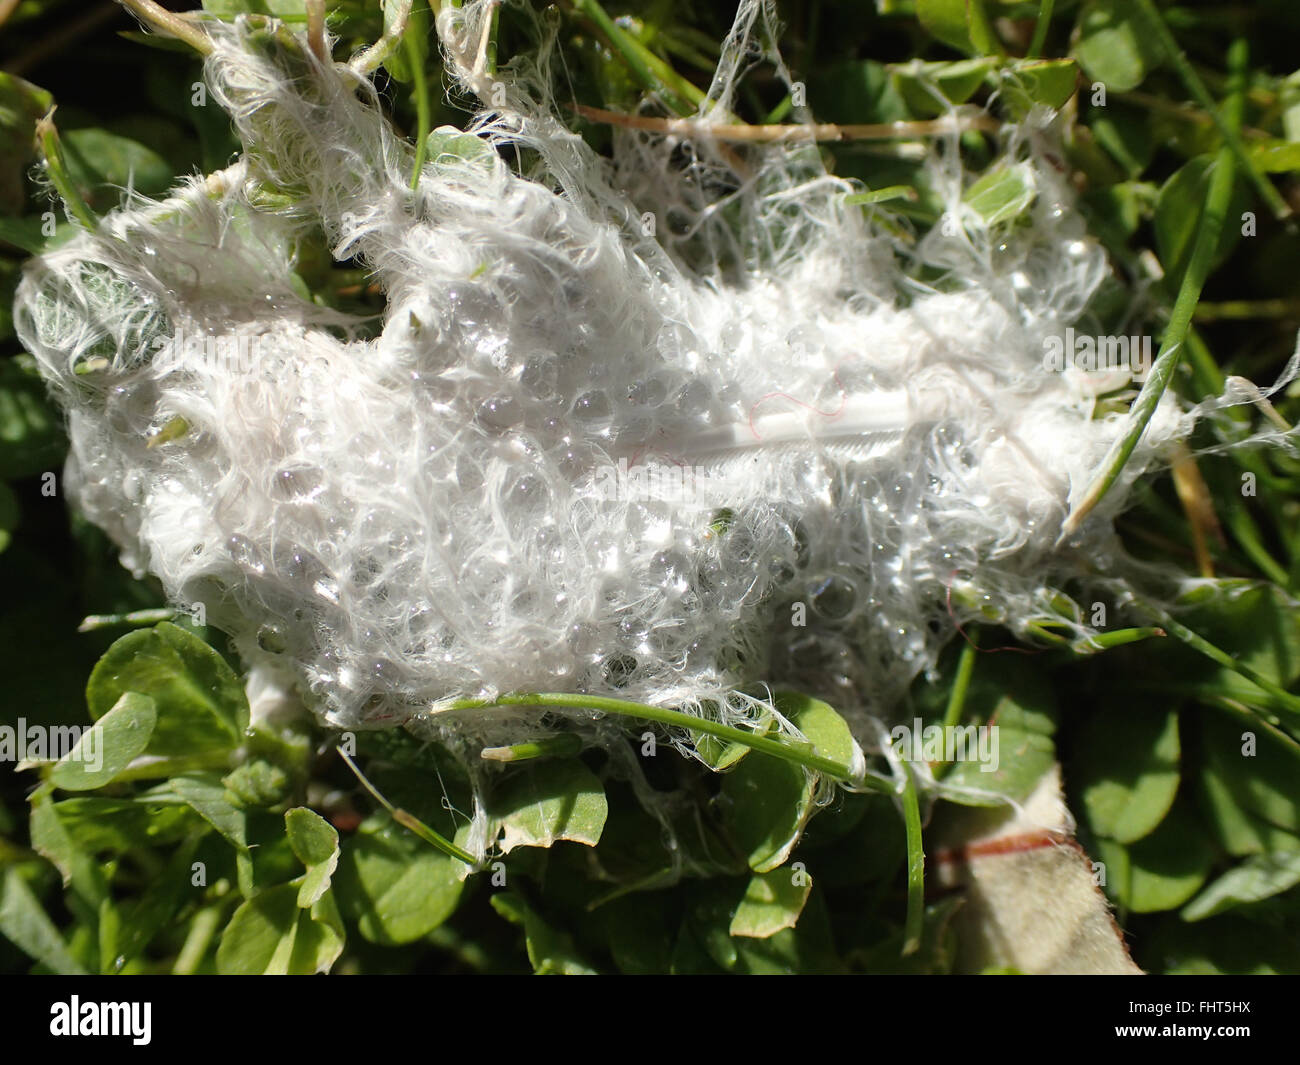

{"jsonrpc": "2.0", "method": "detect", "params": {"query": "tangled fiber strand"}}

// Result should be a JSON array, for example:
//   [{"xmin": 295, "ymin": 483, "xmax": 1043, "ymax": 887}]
[{"xmin": 17, "ymin": 2, "xmax": 1216, "ymax": 764}]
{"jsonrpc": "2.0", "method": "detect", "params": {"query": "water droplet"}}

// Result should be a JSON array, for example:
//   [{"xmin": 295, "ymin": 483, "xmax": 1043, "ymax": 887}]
[
  {"xmin": 476, "ymin": 395, "xmax": 522, "ymax": 430},
  {"xmin": 257, "ymin": 625, "xmax": 287, "ymax": 653},
  {"xmin": 628, "ymin": 376, "xmax": 667, "ymax": 406},
  {"xmin": 810, "ymin": 574, "xmax": 857, "ymax": 620},
  {"xmin": 226, "ymin": 534, "xmax": 264, "ymax": 574},
  {"xmin": 271, "ymin": 466, "xmax": 325, "ymax": 503},
  {"xmin": 572, "ymin": 390, "xmax": 611, "ymax": 424}
]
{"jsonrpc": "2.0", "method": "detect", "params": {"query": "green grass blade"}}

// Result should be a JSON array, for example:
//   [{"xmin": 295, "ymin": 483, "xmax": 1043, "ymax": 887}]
[
  {"xmin": 1132, "ymin": 0, "xmax": 1289, "ymax": 221},
  {"xmin": 1064, "ymin": 39, "xmax": 1248, "ymax": 536}
]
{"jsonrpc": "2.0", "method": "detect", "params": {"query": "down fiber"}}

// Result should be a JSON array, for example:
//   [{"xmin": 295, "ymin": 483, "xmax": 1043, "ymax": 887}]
[{"xmin": 16, "ymin": 1, "xmax": 1197, "ymax": 753}]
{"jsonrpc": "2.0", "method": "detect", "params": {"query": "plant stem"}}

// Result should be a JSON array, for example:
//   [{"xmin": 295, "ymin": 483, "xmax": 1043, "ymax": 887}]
[
  {"xmin": 35, "ymin": 112, "xmax": 97, "ymax": 229},
  {"xmin": 117, "ymin": 0, "xmax": 213, "ymax": 56},
  {"xmin": 352, "ymin": 0, "xmax": 412, "ymax": 74},
  {"xmin": 337, "ymin": 749, "xmax": 476, "ymax": 864},
  {"xmin": 78, "ymin": 607, "xmax": 177, "ymax": 632},
  {"xmin": 1063, "ymin": 39, "xmax": 1248, "ymax": 536},
  {"xmin": 846, "ymin": 185, "xmax": 919, "ymax": 206},
  {"xmin": 568, "ymin": 0, "xmax": 704, "ymax": 116},
  {"xmin": 484, "ymin": 0, "xmax": 499, "ymax": 77},
  {"xmin": 305, "ymin": 0, "xmax": 326, "ymax": 63},
  {"xmin": 1194, "ymin": 298, "xmax": 1300, "ymax": 322},
  {"xmin": 172, "ymin": 904, "xmax": 223, "ymax": 975},
  {"xmin": 1135, "ymin": 600, "xmax": 1300, "ymax": 718},
  {"xmin": 111, "ymin": 752, "xmax": 234, "ymax": 784},
  {"xmin": 407, "ymin": 30, "xmax": 430, "ymax": 190},
  {"xmin": 1078, "ymin": 626, "xmax": 1167, "ymax": 651},
  {"xmin": 932, "ymin": 634, "xmax": 978, "ymax": 781},
  {"xmin": 941, "ymin": 636, "xmax": 978, "ymax": 732},
  {"xmin": 481, "ymin": 733, "xmax": 584, "ymax": 762},
  {"xmin": 573, "ymin": 103, "xmax": 998, "ymax": 142},
  {"xmin": 899, "ymin": 759, "xmax": 925, "ymax": 955},
  {"xmin": 1027, "ymin": 0, "xmax": 1055, "ymax": 59},
  {"xmin": 438, "ymin": 691, "xmax": 891, "ymax": 790}
]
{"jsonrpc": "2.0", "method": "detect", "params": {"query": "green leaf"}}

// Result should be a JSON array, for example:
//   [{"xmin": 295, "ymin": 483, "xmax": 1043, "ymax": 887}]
[
  {"xmin": 1196, "ymin": 758, "xmax": 1300, "ymax": 857},
  {"xmin": 333, "ymin": 815, "xmax": 464, "ymax": 945},
  {"xmin": 60, "ymin": 128, "xmax": 173, "ymax": 208},
  {"xmin": 216, "ymin": 882, "xmax": 343, "ymax": 975},
  {"xmin": 0, "ymin": 72, "xmax": 53, "ymax": 215},
  {"xmin": 806, "ymin": 60, "xmax": 910, "ymax": 126},
  {"xmin": 686, "ymin": 880, "xmax": 740, "ymax": 970},
  {"xmin": 1282, "ymin": 70, "xmax": 1300, "ymax": 144},
  {"xmin": 1073, "ymin": 0, "xmax": 1164, "ymax": 94},
  {"xmin": 997, "ymin": 58, "xmax": 1079, "ymax": 119},
  {"xmin": 168, "ymin": 774, "xmax": 248, "ymax": 851},
  {"xmin": 1073, "ymin": 707, "xmax": 1181, "ymax": 844},
  {"xmin": 892, "ymin": 57, "xmax": 996, "ymax": 117},
  {"xmin": 1182, "ymin": 851, "xmax": 1300, "ymax": 922},
  {"xmin": 721, "ymin": 692, "xmax": 855, "ymax": 872},
  {"xmin": 691, "ymin": 701, "xmax": 773, "ymax": 770},
  {"xmin": 917, "ymin": 0, "xmax": 1003, "ymax": 57},
  {"xmin": 29, "ymin": 786, "xmax": 107, "ymax": 909},
  {"xmin": 692, "ymin": 730, "xmax": 755, "ymax": 770},
  {"xmin": 0, "ymin": 216, "xmax": 58, "ymax": 257},
  {"xmin": 603, "ymin": 894, "xmax": 676, "ymax": 974},
  {"xmin": 285, "ymin": 806, "xmax": 337, "ymax": 866},
  {"xmin": 1149, "ymin": 913, "xmax": 1300, "ymax": 975},
  {"xmin": 729, "ymin": 867, "xmax": 812, "ymax": 938},
  {"xmin": 845, "ymin": 185, "xmax": 920, "ymax": 208},
  {"xmin": 1200, "ymin": 712, "xmax": 1300, "ymax": 835},
  {"xmin": 40, "ymin": 797, "xmax": 199, "ymax": 855},
  {"xmin": 490, "ymin": 892, "xmax": 597, "ymax": 974},
  {"xmin": 1098, "ymin": 800, "xmax": 1213, "ymax": 913},
  {"xmin": 1246, "ymin": 139, "xmax": 1300, "ymax": 174},
  {"xmin": 110, "ymin": 839, "xmax": 201, "ymax": 967},
  {"xmin": 285, "ymin": 807, "xmax": 339, "ymax": 908},
  {"xmin": 730, "ymin": 886, "xmax": 841, "ymax": 974},
  {"xmin": 0, "ymin": 867, "xmax": 87, "ymax": 975},
  {"xmin": 942, "ymin": 677, "xmax": 1058, "ymax": 804},
  {"xmin": 487, "ymin": 759, "xmax": 608, "ymax": 854},
  {"xmin": 1154, "ymin": 157, "xmax": 1250, "ymax": 290},
  {"xmin": 963, "ymin": 162, "xmax": 1036, "ymax": 227},
  {"xmin": 0, "ymin": 357, "xmax": 66, "ymax": 480},
  {"xmin": 1090, "ymin": 107, "xmax": 1156, "ymax": 179},
  {"xmin": 50, "ymin": 692, "xmax": 156, "ymax": 792},
  {"xmin": 87, "ymin": 622, "xmax": 248, "ymax": 755}
]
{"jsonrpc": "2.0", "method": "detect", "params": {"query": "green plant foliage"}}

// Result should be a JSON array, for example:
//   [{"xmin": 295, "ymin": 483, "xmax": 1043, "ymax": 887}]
[{"xmin": 1, "ymin": 0, "xmax": 1299, "ymax": 978}]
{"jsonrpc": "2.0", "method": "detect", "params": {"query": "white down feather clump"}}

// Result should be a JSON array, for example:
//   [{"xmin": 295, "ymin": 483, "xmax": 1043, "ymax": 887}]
[{"xmin": 15, "ymin": 3, "xmax": 1190, "ymax": 747}]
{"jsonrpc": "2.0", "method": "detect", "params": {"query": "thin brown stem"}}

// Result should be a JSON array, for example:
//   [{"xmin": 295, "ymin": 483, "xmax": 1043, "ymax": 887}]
[
  {"xmin": 0, "ymin": 0, "xmax": 22, "ymax": 31},
  {"xmin": 116, "ymin": 0, "xmax": 212, "ymax": 56},
  {"xmin": 572, "ymin": 103, "xmax": 999, "ymax": 143},
  {"xmin": 306, "ymin": 0, "xmax": 326, "ymax": 63}
]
